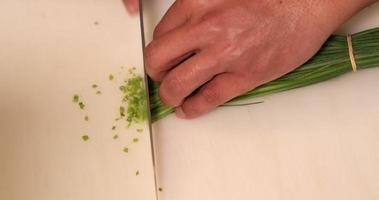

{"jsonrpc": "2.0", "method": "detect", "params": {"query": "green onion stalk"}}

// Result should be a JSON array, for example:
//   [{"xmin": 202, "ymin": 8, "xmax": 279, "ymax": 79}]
[{"xmin": 149, "ymin": 27, "xmax": 379, "ymax": 122}]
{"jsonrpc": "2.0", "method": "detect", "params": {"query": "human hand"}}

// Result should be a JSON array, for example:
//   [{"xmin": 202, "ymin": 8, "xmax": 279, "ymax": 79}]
[
  {"xmin": 123, "ymin": 0, "xmax": 139, "ymax": 15},
  {"xmin": 146, "ymin": 0, "xmax": 374, "ymax": 119}
]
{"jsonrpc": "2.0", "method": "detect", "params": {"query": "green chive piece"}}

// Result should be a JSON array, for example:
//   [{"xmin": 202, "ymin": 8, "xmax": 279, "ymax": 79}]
[
  {"xmin": 109, "ymin": 74, "xmax": 114, "ymax": 81},
  {"xmin": 123, "ymin": 147, "xmax": 129, "ymax": 153},
  {"xmin": 135, "ymin": 170, "xmax": 140, "ymax": 176},
  {"xmin": 118, "ymin": 69, "xmax": 147, "ymax": 127},
  {"xmin": 92, "ymin": 84, "xmax": 98, "ymax": 89},
  {"xmin": 82, "ymin": 135, "xmax": 89, "ymax": 141},
  {"xmin": 112, "ymin": 126, "xmax": 116, "ymax": 130},
  {"xmin": 113, "ymin": 134, "xmax": 119, "ymax": 140},
  {"xmin": 96, "ymin": 91, "xmax": 102, "ymax": 95},
  {"xmin": 72, "ymin": 95, "xmax": 79, "ymax": 103},
  {"xmin": 136, "ymin": 129, "xmax": 143, "ymax": 133},
  {"xmin": 84, "ymin": 116, "xmax": 89, "ymax": 121},
  {"xmin": 120, "ymin": 106, "xmax": 126, "ymax": 117},
  {"xmin": 132, "ymin": 138, "xmax": 139, "ymax": 143},
  {"xmin": 78, "ymin": 102, "xmax": 85, "ymax": 109}
]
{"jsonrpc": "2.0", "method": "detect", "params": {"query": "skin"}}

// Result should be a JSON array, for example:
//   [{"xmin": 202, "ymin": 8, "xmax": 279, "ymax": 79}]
[{"xmin": 124, "ymin": 0, "xmax": 377, "ymax": 119}]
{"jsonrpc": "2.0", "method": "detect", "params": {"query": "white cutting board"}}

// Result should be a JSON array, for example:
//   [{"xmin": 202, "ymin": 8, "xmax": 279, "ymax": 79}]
[
  {"xmin": 0, "ymin": 1, "xmax": 156, "ymax": 200},
  {"xmin": 144, "ymin": 2, "xmax": 379, "ymax": 200}
]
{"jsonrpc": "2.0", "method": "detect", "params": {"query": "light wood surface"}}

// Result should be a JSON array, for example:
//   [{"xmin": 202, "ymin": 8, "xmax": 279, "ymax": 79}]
[{"xmin": 0, "ymin": 1, "xmax": 156, "ymax": 200}]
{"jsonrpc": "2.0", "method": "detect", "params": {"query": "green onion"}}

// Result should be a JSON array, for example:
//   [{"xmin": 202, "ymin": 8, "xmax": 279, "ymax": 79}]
[
  {"xmin": 149, "ymin": 27, "xmax": 379, "ymax": 122},
  {"xmin": 78, "ymin": 102, "xmax": 85, "ymax": 110},
  {"xmin": 120, "ymin": 106, "xmax": 126, "ymax": 117},
  {"xmin": 109, "ymin": 74, "xmax": 114, "ymax": 81},
  {"xmin": 82, "ymin": 135, "xmax": 89, "ymax": 141},
  {"xmin": 119, "ymin": 68, "xmax": 148, "ymax": 127},
  {"xmin": 72, "ymin": 94, "xmax": 79, "ymax": 103}
]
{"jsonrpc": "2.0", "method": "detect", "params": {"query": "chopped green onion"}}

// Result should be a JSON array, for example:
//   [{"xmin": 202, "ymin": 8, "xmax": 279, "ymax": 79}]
[
  {"xmin": 120, "ymin": 106, "xmax": 126, "ymax": 117},
  {"xmin": 109, "ymin": 74, "xmax": 114, "ymax": 81},
  {"xmin": 118, "ymin": 70, "xmax": 147, "ymax": 127},
  {"xmin": 78, "ymin": 102, "xmax": 85, "ymax": 109},
  {"xmin": 82, "ymin": 135, "xmax": 89, "ymax": 141},
  {"xmin": 72, "ymin": 95, "xmax": 79, "ymax": 103}
]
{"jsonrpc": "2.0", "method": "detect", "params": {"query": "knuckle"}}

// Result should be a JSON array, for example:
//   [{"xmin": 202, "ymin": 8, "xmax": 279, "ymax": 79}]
[
  {"xmin": 152, "ymin": 26, "xmax": 162, "ymax": 39},
  {"xmin": 196, "ymin": 12, "xmax": 222, "ymax": 32},
  {"xmin": 145, "ymin": 43, "xmax": 160, "ymax": 77},
  {"xmin": 200, "ymin": 87, "xmax": 221, "ymax": 105},
  {"xmin": 194, "ymin": 12, "xmax": 240, "ymax": 47},
  {"xmin": 159, "ymin": 77, "xmax": 186, "ymax": 106},
  {"xmin": 182, "ymin": 102, "xmax": 201, "ymax": 117},
  {"xmin": 152, "ymin": 21, "xmax": 169, "ymax": 39},
  {"xmin": 165, "ymin": 76, "xmax": 186, "ymax": 95},
  {"xmin": 158, "ymin": 89, "xmax": 172, "ymax": 106}
]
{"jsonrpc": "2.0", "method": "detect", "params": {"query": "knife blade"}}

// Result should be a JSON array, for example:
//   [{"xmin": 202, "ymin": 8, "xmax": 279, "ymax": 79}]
[{"xmin": 138, "ymin": 1, "xmax": 160, "ymax": 199}]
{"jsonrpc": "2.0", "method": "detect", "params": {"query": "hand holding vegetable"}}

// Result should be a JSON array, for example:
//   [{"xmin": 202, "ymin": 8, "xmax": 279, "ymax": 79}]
[{"xmin": 127, "ymin": 0, "xmax": 377, "ymax": 119}]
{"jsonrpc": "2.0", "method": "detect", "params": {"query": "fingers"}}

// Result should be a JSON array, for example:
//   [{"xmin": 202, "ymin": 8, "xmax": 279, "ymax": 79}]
[
  {"xmin": 153, "ymin": 1, "xmax": 189, "ymax": 39},
  {"xmin": 158, "ymin": 49, "xmax": 225, "ymax": 107},
  {"xmin": 146, "ymin": 24, "xmax": 207, "ymax": 81},
  {"xmin": 175, "ymin": 73, "xmax": 254, "ymax": 119},
  {"xmin": 123, "ymin": 0, "xmax": 139, "ymax": 15}
]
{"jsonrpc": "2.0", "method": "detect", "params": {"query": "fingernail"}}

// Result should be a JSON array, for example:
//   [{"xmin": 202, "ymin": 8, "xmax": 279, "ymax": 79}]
[{"xmin": 175, "ymin": 107, "xmax": 186, "ymax": 119}]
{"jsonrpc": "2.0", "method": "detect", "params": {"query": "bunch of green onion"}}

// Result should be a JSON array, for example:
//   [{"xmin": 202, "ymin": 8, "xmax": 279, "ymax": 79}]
[{"xmin": 149, "ymin": 27, "xmax": 379, "ymax": 122}]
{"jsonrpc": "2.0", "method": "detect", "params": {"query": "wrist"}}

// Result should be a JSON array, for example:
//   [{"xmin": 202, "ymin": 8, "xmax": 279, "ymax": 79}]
[{"xmin": 308, "ymin": 0, "xmax": 376, "ymax": 34}]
